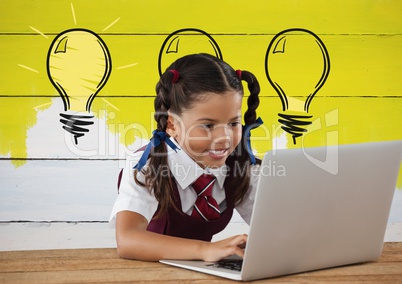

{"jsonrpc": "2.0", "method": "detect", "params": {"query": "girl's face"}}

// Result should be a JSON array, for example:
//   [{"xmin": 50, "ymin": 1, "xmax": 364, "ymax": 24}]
[{"xmin": 167, "ymin": 91, "xmax": 243, "ymax": 169}]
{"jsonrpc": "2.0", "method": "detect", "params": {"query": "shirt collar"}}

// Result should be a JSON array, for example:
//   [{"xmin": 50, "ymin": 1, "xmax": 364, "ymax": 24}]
[{"xmin": 167, "ymin": 137, "xmax": 227, "ymax": 190}]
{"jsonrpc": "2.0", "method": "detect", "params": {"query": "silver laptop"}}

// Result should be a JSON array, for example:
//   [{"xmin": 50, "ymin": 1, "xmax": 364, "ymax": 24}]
[{"xmin": 160, "ymin": 140, "xmax": 402, "ymax": 281}]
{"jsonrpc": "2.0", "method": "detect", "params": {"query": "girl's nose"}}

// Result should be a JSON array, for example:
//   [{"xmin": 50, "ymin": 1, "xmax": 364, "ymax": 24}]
[{"xmin": 212, "ymin": 125, "xmax": 232, "ymax": 144}]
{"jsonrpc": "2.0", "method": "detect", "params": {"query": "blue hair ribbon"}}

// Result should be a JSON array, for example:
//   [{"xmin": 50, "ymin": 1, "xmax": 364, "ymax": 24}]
[
  {"xmin": 243, "ymin": 117, "xmax": 263, "ymax": 165},
  {"xmin": 133, "ymin": 130, "xmax": 179, "ymax": 171}
]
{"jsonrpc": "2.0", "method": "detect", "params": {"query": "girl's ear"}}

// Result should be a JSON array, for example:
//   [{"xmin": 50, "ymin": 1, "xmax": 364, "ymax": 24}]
[{"xmin": 166, "ymin": 114, "xmax": 178, "ymax": 138}]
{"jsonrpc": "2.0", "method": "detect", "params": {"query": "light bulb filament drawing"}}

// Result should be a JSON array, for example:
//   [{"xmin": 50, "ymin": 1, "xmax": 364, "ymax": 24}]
[
  {"xmin": 265, "ymin": 28, "xmax": 330, "ymax": 144},
  {"xmin": 47, "ymin": 28, "xmax": 112, "ymax": 144}
]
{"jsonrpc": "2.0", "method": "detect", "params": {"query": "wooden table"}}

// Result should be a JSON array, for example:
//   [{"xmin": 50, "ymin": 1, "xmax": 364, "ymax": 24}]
[{"xmin": 1, "ymin": 242, "xmax": 401, "ymax": 283}]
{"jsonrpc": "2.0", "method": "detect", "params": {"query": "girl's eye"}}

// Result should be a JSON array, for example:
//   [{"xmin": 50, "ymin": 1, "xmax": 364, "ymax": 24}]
[
  {"xmin": 229, "ymin": 121, "xmax": 241, "ymax": 127},
  {"xmin": 202, "ymin": 124, "xmax": 214, "ymax": 129}
]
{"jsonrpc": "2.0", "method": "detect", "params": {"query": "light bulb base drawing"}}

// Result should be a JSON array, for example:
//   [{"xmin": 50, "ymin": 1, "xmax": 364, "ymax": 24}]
[
  {"xmin": 59, "ymin": 112, "xmax": 94, "ymax": 145},
  {"xmin": 278, "ymin": 112, "xmax": 312, "ymax": 145}
]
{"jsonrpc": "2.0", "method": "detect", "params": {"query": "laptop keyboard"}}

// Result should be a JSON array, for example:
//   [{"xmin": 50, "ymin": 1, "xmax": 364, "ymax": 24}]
[{"xmin": 206, "ymin": 259, "xmax": 243, "ymax": 271}]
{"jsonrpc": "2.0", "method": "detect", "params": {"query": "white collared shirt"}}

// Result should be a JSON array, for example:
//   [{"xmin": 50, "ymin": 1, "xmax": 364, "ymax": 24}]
[{"xmin": 109, "ymin": 138, "xmax": 260, "ymax": 225}]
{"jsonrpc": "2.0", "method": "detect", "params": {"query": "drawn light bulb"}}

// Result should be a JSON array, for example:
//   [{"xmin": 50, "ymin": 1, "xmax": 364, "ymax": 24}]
[
  {"xmin": 47, "ymin": 28, "xmax": 112, "ymax": 144},
  {"xmin": 158, "ymin": 28, "xmax": 222, "ymax": 76},
  {"xmin": 265, "ymin": 28, "xmax": 330, "ymax": 144}
]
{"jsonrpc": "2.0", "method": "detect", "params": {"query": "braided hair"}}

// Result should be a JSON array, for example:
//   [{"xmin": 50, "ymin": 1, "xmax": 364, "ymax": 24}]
[{"xmin": 135, "ymin": 53, "xmax": 261, "ymax": 217}]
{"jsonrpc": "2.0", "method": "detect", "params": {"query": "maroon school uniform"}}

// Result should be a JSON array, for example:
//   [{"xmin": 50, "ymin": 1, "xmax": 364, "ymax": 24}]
[
  {"xmin": 147, "ymin": 173, "xmax": 235, "ymax": 241},
  {"xmin": 117, "ymin": 153, "xmax": 240, "ymax": 242}
]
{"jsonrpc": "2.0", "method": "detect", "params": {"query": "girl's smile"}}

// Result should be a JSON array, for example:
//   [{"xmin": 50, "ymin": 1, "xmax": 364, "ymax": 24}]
[{"xmin": 209, "ymin": 149, "xmax": 229, "ymax": 159}]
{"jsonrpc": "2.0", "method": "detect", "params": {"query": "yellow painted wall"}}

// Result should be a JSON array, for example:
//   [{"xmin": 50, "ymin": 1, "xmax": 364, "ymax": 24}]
[{"xmin": 0, "ymin": 0, "xmax": 401, "ymax": 187}]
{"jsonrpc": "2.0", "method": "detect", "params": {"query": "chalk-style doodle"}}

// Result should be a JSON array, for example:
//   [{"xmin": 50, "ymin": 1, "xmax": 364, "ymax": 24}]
[
  {"xmin": 265, "ymin": 28, "xmax": 330, "ymax": 144},
  {"xmin": 47, "ymin": 28, "xmax": 112, "ymax": 144},
  {"xmin": 158, "ymin": 28, "xmax": 222, "ymax": 76}
]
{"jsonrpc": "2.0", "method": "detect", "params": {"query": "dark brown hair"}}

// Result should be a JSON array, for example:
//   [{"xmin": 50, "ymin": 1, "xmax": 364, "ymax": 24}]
[{"xmin": 135, "ymin": 53, "xmax": 260, "ymax": 216}]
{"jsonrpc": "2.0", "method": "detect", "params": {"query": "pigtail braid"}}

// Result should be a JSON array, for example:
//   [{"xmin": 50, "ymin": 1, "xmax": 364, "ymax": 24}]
[
  {"xmin": 135, "ymin": 72, "xmax": 179, "ymax": 217},
  {"xmin": 231, "ymin": 70, "xmax": 261, "ymax": 206},
  {"xmin": 241, "ymin": 70, "xmax": 260, "ymax": 126}
]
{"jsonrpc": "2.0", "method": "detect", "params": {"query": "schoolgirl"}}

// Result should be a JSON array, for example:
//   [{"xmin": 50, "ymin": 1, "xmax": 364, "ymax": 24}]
[{"xmin": 110, "ymin": 53, "xmax": 262, "ymax": 261}]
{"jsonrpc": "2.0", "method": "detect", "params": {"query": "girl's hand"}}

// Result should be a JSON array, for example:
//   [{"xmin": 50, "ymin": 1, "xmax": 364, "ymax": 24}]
[{"xmin": 201, "ymin": 234, "xmax": 248, "ymax": 262}]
